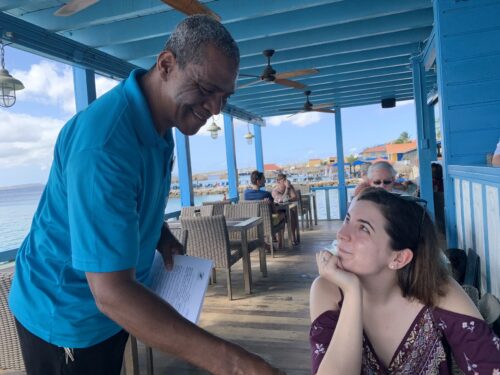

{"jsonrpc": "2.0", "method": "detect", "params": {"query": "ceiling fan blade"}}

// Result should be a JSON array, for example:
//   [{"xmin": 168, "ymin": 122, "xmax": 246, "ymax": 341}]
[
  {"xmin": 312, "ymin": 103, "xmax": 335, "ymax": 110},
  {"xmin": 274, "ymin": 78, "xmax": 306, "ymax": 90},
  {"xmin": 313, "ymin": 108, "xmax": 336, "ymax": 114},
  {"xmin": 287, "ymin": 111, "xmax": 305, "ymax": 118},
  {"xmin": 278, "ymin": 107, "xmax": 302, "ymax": 112},
  {"xmin": 238, "ymin": 73, "xmax": 261, "ymax": 78},
  {"xmin": 162, "ymin": 0, "xmax": 221, "ymax": 21},
  {"xmin": 54, "ymin": 0, "xmax": 99, "ymax": 16},
  {"xmin": 275, "ymin": 68, "xmax": 319, "ymax": 80},
  {"xmin": 238, "ymin": 79, "xmax": 263, "ymax": 89}
]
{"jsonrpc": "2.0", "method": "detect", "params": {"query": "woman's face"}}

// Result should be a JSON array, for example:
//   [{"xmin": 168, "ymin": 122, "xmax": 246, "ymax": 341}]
[{"xmin": 336, "ymin": 199, "xmax": 394, "ymax": 275}]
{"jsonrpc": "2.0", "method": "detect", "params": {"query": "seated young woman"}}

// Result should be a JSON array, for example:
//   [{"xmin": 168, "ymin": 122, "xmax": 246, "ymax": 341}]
[{"xmin": 310, "ymin": 188, "xmax": 500, "ymax": 374}]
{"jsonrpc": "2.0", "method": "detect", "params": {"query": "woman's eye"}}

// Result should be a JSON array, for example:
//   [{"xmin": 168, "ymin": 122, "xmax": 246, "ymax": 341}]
[{"xmin": 360, "ymin": 225, "xmax": 370, "ymax": 233}]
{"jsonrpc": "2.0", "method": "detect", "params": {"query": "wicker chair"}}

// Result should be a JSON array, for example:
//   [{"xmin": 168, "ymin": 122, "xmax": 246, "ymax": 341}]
[
  {"xmin": 180, "ymin": 205, "xmax": 214, "ymax": 217},
  {"xmin": 224, "ymin": 202, "xmax": 267, "ymax": 277},
  {"xmin": 257, "ymin": 201, "xmax": 286, "ymax": 258},
  {"xmin": 0, "ymin": 271, "xmax": 26, "ymax": 374},
  {"xmin": 180, "ymin": 215, "xmax": 244, "ymax": 300},
  {"xmin": 297, "ymin": 190, "xmax": 313, "ymax": 230},
  {"xmin": 202, "ymin": 200, "xmax": 231, "ymax": 216}
]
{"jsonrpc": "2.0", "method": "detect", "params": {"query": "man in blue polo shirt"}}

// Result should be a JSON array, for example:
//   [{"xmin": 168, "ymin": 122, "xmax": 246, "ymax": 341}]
[{"xmin": 9, "ymin": 15, "xmax": 284, "ymax": 375}]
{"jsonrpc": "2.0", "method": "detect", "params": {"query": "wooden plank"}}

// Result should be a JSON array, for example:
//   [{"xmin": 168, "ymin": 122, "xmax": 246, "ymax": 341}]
[
  {"xmin": 472, "ymin": 183, "xmax": 487, "ymax": 295},
  {"xmin": 486, "ymin": 186, "xmax": 500, "ymax": 297},
  {"xmin": 454, "ymin": 178, "xmax": 464, "ymax": 249},
  {"xmin": 461, "ymin": 180, "xmax": 473, "ymax": 251}
]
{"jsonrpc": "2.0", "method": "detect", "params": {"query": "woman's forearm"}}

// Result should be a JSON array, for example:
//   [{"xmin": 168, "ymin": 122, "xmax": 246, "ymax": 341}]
[{"xmin": 317, "ymin": 289, "xmax": 363, "ymax": 375}]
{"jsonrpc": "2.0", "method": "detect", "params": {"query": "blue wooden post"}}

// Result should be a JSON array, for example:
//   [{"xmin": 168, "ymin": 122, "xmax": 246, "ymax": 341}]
[
  {"xmin": 72, "ymin": 67, "xmax": 96, "ymax": 112},
  {"xmin": 174, "ymin": 129, "xmax": 194, "ymax": 207},
  {"xmin": 334, "ymin": 107, "xmax": 347, "ymax": 219},
  {"xmin": 411, "ymin": 56, "xmax": 436, "ymax": 219},
  {"xmin": 224, "ymin": 113, "xmax": 239, "ymax": 201},
  {"xmin": 253, "ymin": 123, "xmax": 264, "ymax": 172},
  {"xmin": 432, "ymin": 0, "xmax": 500, "ymax": 248}
]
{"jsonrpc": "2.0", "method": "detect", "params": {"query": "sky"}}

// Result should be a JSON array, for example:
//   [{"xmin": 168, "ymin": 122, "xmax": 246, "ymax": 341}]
[{"xmin": 0, "ymin": 46, "xmax": 417, "ymax": 187}]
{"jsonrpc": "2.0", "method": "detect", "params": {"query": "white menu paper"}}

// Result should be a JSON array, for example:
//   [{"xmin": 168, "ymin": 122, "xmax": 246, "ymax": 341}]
[{"xmin": 148, "ymin": 252, "xmax": 212, "ymax": 324}]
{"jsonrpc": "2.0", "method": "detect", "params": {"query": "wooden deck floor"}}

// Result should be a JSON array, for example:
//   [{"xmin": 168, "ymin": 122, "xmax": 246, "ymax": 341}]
[{"xmin": 135, "ymin": 220, "xmax": 342, "ymax": 375}]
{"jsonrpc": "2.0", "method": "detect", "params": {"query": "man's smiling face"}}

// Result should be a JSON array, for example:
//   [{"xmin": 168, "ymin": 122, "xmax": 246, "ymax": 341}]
[{"xmin": 163, "ymin": 44, "xmax": 237, "ymax": 136}]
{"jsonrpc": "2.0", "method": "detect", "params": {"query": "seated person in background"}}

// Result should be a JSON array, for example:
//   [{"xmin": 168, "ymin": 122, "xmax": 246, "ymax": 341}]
[
  {"xmin": 353, "ymin": 160, "xmax": 396, "ymax": 197},
  {"xmin": 272, "ymin": 173, "xmax": 299, "ymax": 245},
  {"xmin": 244, "ymin": 170, "xmax": 274, "ymax": 201},
  {"xmin": 493, "ymin": 138, "xmax": 500, "ymax": 167},
  {"xmin": 244, "ymin": 170, "xmax": 284, "ymax": 247},
  {"xmin": 310, "ymin": 188, "xmax": 500, "ymax": 375},
  {"xmin": 272, "ymin": 173, "xmax": 298, "ymax": 203}
]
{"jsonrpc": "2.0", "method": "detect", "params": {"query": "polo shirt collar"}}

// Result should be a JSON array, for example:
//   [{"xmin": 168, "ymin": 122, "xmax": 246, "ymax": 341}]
[{"xmin": 123, "ymin": 69, "xmax": 173, "ymax": 150}]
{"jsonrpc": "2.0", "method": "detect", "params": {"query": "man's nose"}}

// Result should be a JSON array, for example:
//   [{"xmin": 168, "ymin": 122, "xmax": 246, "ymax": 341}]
[{"xmin": 205, "ymin": 94, "xmax": 224, "ymax": 116}]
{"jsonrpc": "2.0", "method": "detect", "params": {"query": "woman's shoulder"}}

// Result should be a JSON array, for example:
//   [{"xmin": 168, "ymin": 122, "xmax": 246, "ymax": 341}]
[
  {"xmin": 435, "ymin": 277, "xmax": 483, "ymax": 319},
  {"xmin": 310, "ymin": 276, "xmax": 342, "ymax": 322}
]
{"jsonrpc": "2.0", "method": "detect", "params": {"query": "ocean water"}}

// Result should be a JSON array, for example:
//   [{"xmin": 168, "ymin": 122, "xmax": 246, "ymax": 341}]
[{"xmin": 0, "ymin": 185, "xmax": 344, "ymax": 253}]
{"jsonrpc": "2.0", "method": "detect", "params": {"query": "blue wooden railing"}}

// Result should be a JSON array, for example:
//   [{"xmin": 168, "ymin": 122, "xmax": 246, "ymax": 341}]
[
  {"xmin": 310, "ymin": 185, "xmax": 357, "ymax": 220},
  {"xmin": 0, "ymin": 210, "xmax": 184, "ymax": 264}
]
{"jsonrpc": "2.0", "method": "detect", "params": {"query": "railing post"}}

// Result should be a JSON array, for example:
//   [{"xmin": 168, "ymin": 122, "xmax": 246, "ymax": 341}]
[
  {"xmin": 334, "ymin": 107, "xmax": 348, "ymax": 219},
  {"xmin": 224, "ymin": 113, "xmax": 239, "ymax": 201},
  {"xmin": 325, "ymin": 189, "xmax": 331, "ymax": 220}
]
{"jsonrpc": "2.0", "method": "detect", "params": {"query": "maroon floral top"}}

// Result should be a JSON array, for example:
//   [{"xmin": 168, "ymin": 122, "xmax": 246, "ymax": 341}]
[{"xmin": 310, "ymin": 306, "xmax": 500, "ymax": 374}]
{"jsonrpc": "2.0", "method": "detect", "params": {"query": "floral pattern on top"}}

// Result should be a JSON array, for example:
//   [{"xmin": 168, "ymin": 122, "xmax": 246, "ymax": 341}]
[{"xmin": 310, "ymin": 305, "xmax": 500, "ymax": 375}]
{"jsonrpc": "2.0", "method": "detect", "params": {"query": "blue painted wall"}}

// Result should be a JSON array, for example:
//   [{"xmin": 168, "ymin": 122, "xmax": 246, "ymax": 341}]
[{"xmin": 433, "ymin": 0, "xmax": 500, "ymax": 247}]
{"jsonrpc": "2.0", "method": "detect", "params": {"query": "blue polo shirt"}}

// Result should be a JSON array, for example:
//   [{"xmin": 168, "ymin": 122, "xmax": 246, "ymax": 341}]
[
  {"xmin": 244, "ymin": 188, "xmax": 273, "ymax": 202},
  {"xmin": 9, "ymin": 69, "xmax": 174, "ymax": 348}
]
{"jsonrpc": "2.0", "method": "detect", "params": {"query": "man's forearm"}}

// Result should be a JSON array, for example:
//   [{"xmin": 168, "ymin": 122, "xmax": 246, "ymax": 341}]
[{"xmin": 95, "ymin": 277, "xmax": 243, "ymax": 374}]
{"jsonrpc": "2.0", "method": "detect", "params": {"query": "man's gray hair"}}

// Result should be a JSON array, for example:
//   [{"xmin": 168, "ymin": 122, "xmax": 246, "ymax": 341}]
[
  {"xmin": 367, "ymin": 161, "xmax": 397, "ymax": 179},
  {"xmin": 165, "ymin": 15, "xmax": 240, "ymax": 68}
]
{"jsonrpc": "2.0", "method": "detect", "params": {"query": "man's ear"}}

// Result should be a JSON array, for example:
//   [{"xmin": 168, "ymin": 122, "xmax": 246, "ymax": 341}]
[
  {"xmin": 156, "ymin": 50, "xmax": 176, "ymax": 81},
  {"xmin": 389, "ymin": 249, "xmax": 413, "ymax": 270}
]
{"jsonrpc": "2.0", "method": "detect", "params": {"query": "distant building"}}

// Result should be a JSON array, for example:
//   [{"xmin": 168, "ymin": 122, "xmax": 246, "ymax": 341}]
[
  {"xmin": 359, "ymin": 145, "xmax": 387, "ymax": 160},
  {"xmin": 386, "ymin": 141, "xmax": 417, "ymax": 162},
  {"xmin": 307, "ymin": 159, "xmax": 323, "ymax": 167},
  {"xmin": 359, "ymin": 141, "xmax": 417, "ymax": 163},
  {"xmin": 325, "ymin": 156, "xmax": 337, "ymax": 164},
  {"xmin": 264, "ymin": 163, "xmax": 281, "ymax": 172}
]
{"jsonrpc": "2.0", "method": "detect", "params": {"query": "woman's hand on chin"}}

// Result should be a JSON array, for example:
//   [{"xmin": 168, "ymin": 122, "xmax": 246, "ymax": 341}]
[{"xmin": 316, "ymin": 250, "xmax": 361, "ymax": 295}]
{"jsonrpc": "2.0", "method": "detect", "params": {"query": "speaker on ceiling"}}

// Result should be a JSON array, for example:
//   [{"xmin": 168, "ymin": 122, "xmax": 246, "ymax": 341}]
[{"xmin": 381, "ymin": 98, "xmax": 396, "ymax": 108}]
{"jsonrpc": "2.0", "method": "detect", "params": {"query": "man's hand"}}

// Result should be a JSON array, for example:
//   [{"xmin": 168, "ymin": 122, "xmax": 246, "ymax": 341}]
[
  {"xmin": 227, "ymin": 348, "xmax": 287, "ymax": 375},
  {"xmin": 157, "ymin": 223, "xmax": 185, "ymax": 270}
]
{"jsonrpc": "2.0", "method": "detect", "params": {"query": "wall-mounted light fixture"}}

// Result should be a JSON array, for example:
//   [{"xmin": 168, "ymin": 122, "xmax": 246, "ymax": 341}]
[
  {"xmin": 244, "ymin": 124, "xmax": 254, "ymax": 145},
  {"xmin": 0, "ymin": 41, "xmax": 24, "ymax": 108},
  {"xmin": 206, "ymin": 116, "xmax": 221, "ymax": 139}
]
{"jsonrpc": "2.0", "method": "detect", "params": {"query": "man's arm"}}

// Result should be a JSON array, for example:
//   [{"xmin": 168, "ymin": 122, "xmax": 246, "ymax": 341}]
[{"xmin": 86, "ymin": 270, "xmax": 284, "ymax": 375}]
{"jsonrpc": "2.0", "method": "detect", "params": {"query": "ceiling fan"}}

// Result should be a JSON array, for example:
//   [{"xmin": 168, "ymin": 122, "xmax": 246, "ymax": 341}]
[
  {"xmin": 54, "ymin": 0, "xmax": 220, "ymax": 20},
  {"xmin": 239, "ymin": 49, "xmax": 319, "ymax": 90},
  {"xmin": 279, "ymin": 90, "xmax": 336, "ymax": 116}
]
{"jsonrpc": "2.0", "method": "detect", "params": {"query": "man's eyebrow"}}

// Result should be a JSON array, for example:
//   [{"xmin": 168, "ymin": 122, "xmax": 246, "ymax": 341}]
[
  {"xmin": 358, "ymin": 219, "xmax": 375, "ymax": 232},
  {"xmin": 199, "ymin": 79, "xmax": 234, "ymax": 96}
]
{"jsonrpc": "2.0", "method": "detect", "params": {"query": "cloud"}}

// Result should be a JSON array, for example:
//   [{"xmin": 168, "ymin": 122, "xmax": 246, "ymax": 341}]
[
  {"xmin": 265, "ymin": 112, "xmax": 321, "ymax": 127},
  {"xmin": 96, "ymin": 75, "xmax": 119, "ymax": 97},
  {"xmin": 13, "ymin": 61, "xmax": 75, "ymax": 114},
  {"xmin": 0, "ymin": 110, "xmax": 64, "ymax": 169},
  {"xmin": 289, "ymin": 112, "xmax": 321, "ymax": 127},
  {"xmin": 397, "ymin": 99, "xmax": 414, "ymax": 107},
  {"xmin": 13, "ymin": 62, "xmax": 120, "ymax": 115}
]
